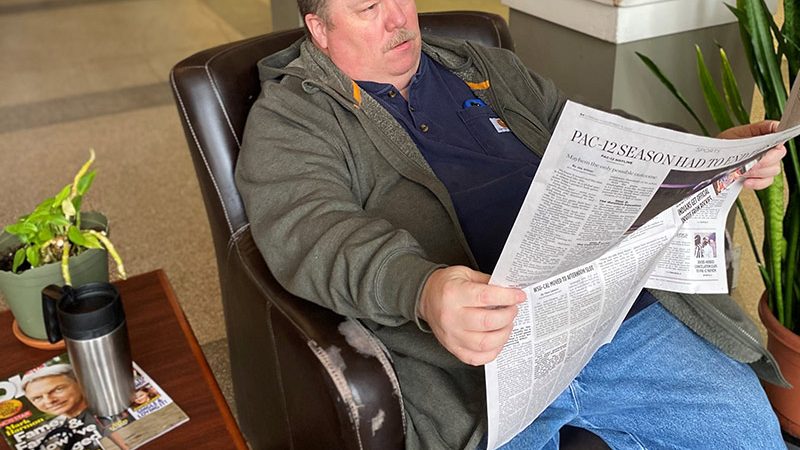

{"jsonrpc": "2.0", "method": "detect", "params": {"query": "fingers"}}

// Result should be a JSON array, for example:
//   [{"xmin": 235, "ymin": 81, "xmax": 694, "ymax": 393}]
[
  {"xmin": 744, "ymin": 176, "xmax": 777, "ymax": 190},
  {"xmin": 747, "ymin": 120, "xmax": 779, "ymax": 136},
  {"xmin": 450, "ymin": 267, "xmax": 524, "ymax": 307},
  {"xmin": 718, "ymin": 120, "xmax": 779, "ymax": 139},
  {"xmin": 757, "ymin": 145, "xmax": 788, "ymax": 167},
  {"xmin": 744, "ymin": 145, "xmax": 786, "ymax": 190},
  {"xmin": 716, "ymin": 122, "xmax": 787, "ymax": 191},
  {"xmin": 454, "ymin": 324, "xmax": 516, "ymax": 366},
  {"xmin": 423, "ymin": 266, "xmax": 525, "ymax": 312},
  {"xmin": 419, "ymin": 266, "xmax": 526, "ymax": 366},
  {"xmin": 450, "ymin": 306, "xmax": 518, "ymax": 365},
  {"xmin": 461, "ymin": 303, "xmax": 519, "ymax": 332}
]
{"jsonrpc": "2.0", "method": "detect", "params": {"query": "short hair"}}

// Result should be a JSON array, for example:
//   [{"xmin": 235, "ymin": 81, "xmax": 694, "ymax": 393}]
[
  {"xmin": 297, "ymin": 0, "xmax": 328, "ymax": 20},
  {"xmin": 21, "ymin": 364, "xmax": 76, "ymax": 391},
  {"xmin": 298, "ymin": 0, "xmax": 331, "ymax": 33}
]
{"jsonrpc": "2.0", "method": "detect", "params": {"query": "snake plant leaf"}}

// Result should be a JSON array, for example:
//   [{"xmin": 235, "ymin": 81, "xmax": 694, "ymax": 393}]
[
  {"xmin": 736, "ymin": 198, "xmax": 764, "ymax": 267},
  {"xmin": 742, "ymin": 0, "xmax": 786, "ymax": 118},
  {"xmin": 794, "ymin": 280, "xmax": 800, "ymax": 330},
  {"xmin": 784, "ymin": 0, "xmax": 800, "ymax": 82},
  {"xmin": 785, "ymin": 207, "xmax": 798, "ymax": 327},
  {"xmin": 757, "ymin": 178, "xmax": 786, "ymax": 323},
  {"xmin": 728, "ymin": 3, "xmax": 766, "ymax": 96},
  {"xmin": 635, "ymin": 52, "xmax": 710, "ymax": 135},
  {"xmin": 785, "ymin": 140, "xmax": 798, "ymax": 219},
  {"xmin": 765, "ymin": 1, "xmax": 788, "ymax": 60},
  {"xmin": 759, "ymin": 264, "xmax": 772, "ymax": 293},
  {"xmin": 718, "ymin": 47, "xmax": 751, "ymax": 125},
  {"xmin": 696, "ymin": 45, "xmax": 735, "ymax": 131}
]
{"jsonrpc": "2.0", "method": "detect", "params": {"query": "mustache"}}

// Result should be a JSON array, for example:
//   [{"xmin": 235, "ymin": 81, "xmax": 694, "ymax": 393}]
[{"xmin": 383, "ymin": 28, "xmax": 418, "ymax": 52}]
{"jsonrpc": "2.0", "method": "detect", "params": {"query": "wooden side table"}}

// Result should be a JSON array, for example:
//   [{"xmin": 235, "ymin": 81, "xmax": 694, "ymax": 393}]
[{"xmin": 1, "ymin": 270, "xmax": 247, "ymax": 449}]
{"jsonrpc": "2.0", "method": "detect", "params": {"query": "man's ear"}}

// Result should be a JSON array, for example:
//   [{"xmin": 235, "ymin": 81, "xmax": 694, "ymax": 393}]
[{"xmin": 305, "ymin": 14, "xmax": 329, "ymax": 50}]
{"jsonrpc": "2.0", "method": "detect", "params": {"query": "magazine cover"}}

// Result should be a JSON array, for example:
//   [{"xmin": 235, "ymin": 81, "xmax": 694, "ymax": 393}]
[{"xmin": 0, "ymin": 353, "xmax": 189, "ymax": 450}]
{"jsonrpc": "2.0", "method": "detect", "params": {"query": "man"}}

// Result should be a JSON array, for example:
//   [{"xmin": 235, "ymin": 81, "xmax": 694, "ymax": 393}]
[
  {"xmin": 22, "ymin": 364, "xmax": 129, "ymax": 450},
  {"xmin": 235, "ymin": 0, "xmax": 788, "ymax": 448}
]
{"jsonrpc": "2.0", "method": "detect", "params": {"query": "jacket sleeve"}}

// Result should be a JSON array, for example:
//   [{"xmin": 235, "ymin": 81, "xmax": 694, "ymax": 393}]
[{"xmin": 235, "ymin": 81, "xmax": 440, "ymax": 328}]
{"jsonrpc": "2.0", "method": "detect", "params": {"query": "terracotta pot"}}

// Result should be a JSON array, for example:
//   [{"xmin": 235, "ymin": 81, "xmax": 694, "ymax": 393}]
[{"xmin": 758, "ymin": 292, "xmax": 800, "ymax": 438}]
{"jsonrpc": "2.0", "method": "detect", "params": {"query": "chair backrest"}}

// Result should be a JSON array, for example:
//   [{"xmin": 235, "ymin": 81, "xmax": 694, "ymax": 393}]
[{"xmin": 170, "ymin": 11, "xmax": 513, "ymax": 262}]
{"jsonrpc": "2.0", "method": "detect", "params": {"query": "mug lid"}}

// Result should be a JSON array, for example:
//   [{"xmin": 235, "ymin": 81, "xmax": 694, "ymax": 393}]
[{"xmin": 57, "ymin": 282, "xmax": 125, "ymax": 340}]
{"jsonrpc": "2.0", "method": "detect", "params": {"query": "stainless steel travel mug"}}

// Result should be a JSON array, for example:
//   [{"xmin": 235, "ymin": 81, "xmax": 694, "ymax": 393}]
[{"xmin": 42, "ymin": 283, "xmax": 135, "ymax": 417}]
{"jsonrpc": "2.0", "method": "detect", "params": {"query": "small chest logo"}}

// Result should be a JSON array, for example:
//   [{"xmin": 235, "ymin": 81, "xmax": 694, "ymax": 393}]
[{"xmin": 490, "ymin": 118, "xmax": 510, "ymax": 133}]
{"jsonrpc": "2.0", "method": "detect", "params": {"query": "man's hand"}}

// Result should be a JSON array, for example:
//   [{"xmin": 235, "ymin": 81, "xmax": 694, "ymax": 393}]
[
  {"xmin": 418, "ymin": 266, "xmax": 526, "ymax": 366},
  {"xmin": 718, "ymin": 121, "xmax": 787, "ymax": 190}
]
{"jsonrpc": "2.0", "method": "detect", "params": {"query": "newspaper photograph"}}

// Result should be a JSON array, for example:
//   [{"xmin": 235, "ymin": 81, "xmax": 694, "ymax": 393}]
[
  {"xmin": 646, "ymin": 184, "xmax": 741, "ymax": 294},
  {"xmin": 485, "ymin": 100, "xmax": 800, "ymax": 449}
]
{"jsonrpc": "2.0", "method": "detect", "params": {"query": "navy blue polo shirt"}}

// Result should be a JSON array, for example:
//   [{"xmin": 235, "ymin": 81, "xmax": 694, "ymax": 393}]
[
  {"xmin": 358, "ymin": 54, "xmax": 539, "ymax": 273},
  {"xmin": 357, "ymin": 54, "xmax": 655, "ymax": 316}
]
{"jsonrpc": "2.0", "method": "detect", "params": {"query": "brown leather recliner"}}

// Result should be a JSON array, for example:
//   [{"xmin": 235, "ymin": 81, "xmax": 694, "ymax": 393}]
[{"xmin": 170, "ymin": 11, "xmax": 609, "ymax": 450}]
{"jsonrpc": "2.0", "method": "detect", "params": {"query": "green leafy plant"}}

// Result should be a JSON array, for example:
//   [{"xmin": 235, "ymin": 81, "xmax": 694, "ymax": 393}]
[
  {"xmin": 2, "ymin": 150, "xmax": 126, "ymax": 285},
  {"xmin": 637, "ymin": 0, "xmax": 799, "ymax": 332}
]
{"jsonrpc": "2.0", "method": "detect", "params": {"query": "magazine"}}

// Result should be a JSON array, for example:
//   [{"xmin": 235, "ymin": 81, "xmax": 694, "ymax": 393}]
[{"xmin": 0, "ymin": 353, "xmax": 189, "ymax": 450}]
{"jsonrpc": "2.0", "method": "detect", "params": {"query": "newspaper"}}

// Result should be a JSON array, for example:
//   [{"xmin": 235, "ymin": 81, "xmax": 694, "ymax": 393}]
[
  {"xmin": 485, "ymin": 101, "xmax": 800, "ymax": 449},
  {"xmin": 0, "ymin": 353, "xmax": 188, "ymax": 450}
]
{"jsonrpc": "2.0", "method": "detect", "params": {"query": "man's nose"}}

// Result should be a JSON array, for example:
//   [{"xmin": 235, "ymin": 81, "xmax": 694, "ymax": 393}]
[{"xmin": 384, "ymin": 0, "xmax": 407, "ymax": 30}]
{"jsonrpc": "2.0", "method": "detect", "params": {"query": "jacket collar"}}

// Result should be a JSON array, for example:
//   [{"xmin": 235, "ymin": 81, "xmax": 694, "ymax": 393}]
[{"xmin": 257, "ymin": 35, "xmax": 491, "ymax": 105}]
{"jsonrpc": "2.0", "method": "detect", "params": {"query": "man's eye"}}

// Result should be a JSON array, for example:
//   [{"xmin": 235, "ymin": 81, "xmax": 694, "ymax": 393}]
[{"xmin": 364, "ymin": 3, "xmax": 377, "ymax": 11}]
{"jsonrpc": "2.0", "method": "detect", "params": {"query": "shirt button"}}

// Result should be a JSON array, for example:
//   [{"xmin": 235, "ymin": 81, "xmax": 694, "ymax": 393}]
[
  {"xmin": 409, "ymin": 106, "xmax": 415, "ymax": 112},
  {"xmin": 388, "ymin": 90, "xmax": 397, "ymax": 98},
  {"xmin": 420, "ymin": 124, "xmax": 429, "ymax": 133}
]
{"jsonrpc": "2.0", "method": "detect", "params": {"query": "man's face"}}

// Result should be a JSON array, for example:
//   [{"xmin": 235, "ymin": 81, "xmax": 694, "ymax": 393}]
[
  {"xmin": 306, "ymin": 0, "xmax": 421, "ymax": 89},
  {"xmin": 24, "ymin": 375, "xmax": 86, "ymax": 417}
]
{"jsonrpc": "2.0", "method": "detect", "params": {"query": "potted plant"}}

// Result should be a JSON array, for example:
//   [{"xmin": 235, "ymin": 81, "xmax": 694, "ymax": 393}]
[
  {"xmin": 0, "ymin": 150, "xmax": 125, "ymax": 345},
  {"xmin": 637, "ymin": 0, "xmax": 799, "ymax": 438}
]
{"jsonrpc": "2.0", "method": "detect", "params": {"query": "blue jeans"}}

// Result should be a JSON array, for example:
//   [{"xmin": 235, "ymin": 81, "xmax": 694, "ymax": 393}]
[{"xmin": 498, "ymin": 303, "xmax": 784, "ymax": 450}]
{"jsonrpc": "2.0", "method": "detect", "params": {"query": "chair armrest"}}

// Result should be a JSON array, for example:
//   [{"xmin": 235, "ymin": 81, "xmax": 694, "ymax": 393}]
[{"xmin": 225, "ymin": 227, "xmax": 405, "ymax": 449}]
